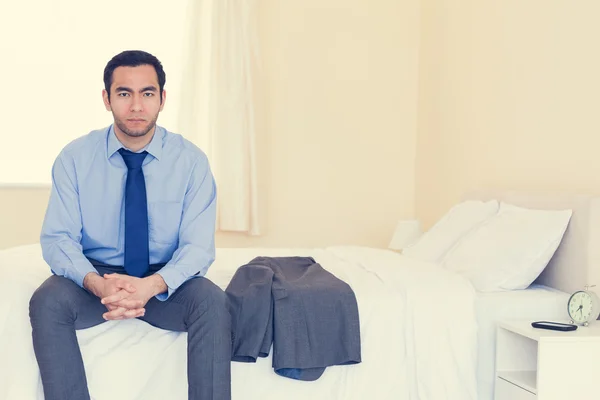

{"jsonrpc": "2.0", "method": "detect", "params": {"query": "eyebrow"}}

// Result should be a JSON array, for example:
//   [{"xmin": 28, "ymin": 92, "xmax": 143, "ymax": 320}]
[{"xmin": 114, "ymin": 86, "xmax": 158, "ymax": 93}]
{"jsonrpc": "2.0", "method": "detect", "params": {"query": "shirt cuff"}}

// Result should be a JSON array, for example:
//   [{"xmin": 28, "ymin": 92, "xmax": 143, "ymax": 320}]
[
  {"xmin": 154, "ymin": 266, "xmax": 191, "ymax": 301},
  {"xmin": 67, "ymin": 261, "xmax": 98, "ymax": 289}
]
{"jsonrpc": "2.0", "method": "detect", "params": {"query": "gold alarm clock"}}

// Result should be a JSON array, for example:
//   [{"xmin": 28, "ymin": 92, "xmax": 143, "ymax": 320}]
[{"xmin": 567, "ymin": 285, "xmax": 600, "ymax": 326}]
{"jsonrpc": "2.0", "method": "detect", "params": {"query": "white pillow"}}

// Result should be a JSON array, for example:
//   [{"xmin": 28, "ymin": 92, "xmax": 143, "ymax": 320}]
[
  {"xmin": 402, "ymin": 200, "xmax": 499, "ymax": 263},
  {"xmin": 442, "ymin": 202, "xmax": 572, "ymax": 291}
]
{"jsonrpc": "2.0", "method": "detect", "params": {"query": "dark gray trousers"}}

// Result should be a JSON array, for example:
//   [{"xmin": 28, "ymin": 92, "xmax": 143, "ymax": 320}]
[{"xmin": 29, "ymin": 262, "xmax": 232, "ymax": 400}]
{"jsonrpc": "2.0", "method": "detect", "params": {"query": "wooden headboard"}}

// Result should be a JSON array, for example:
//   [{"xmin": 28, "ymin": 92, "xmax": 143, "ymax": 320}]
[{"xmin": 463, "ymin": 191, "xmax": 600, "ymax": 297}]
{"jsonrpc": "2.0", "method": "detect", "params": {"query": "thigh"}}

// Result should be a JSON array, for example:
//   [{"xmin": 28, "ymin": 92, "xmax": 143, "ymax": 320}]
[
  {"xmin": 139, "ymin": 276, "xmax": 226, "ymax": 332},
  {"xmin": 29, "ymin": 275, "xmax": 107, "ymax": 330}
]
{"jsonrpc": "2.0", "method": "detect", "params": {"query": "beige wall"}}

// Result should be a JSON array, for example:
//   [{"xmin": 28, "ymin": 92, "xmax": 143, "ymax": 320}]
[
  {"xmin": 0, "ymin": 0, "xmax": 420, "ymax": 250},
  {"xmin": 6, "ymin": 2, "xmax": 599, "ymax": 251},
  {"xmin": 0, "ymin": 188, "xmax": 50, "ymax": 249},
  {"xmin": 416, "ymin": 1, "xmax": 600, "ymax": 228}
]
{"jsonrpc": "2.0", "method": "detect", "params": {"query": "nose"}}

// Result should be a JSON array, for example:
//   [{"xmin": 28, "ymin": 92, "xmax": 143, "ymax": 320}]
[{"xmin": 130, "ymin": 94, "xmax": 143, "ymax": 112}]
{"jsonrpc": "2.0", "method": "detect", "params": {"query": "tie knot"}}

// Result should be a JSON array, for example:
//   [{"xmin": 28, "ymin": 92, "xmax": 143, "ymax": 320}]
[{"xmin": 119, "ymin": 148, "xmax": 148, "ymax": 170}]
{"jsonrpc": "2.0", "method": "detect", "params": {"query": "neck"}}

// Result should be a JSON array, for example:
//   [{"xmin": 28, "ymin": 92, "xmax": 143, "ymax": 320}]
[{"xmin": 113, "ymin": 125, "xmax": 156, "ymax": 152}]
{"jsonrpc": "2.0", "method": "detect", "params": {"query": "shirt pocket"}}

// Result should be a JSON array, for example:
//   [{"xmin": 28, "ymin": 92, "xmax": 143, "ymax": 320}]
[{"xmin": 148, "ymin": 201, "xmax": 183, "ymax": 244}]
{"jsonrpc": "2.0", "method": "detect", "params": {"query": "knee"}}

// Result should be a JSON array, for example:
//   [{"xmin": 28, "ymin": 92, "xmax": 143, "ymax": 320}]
[
  {"xmin": 182, "ymin": 278, "xmax": 229, "ymax": 321},
  {"xmin": 29, "ymin": 276, "xmax": 79, "ymax": 320}
]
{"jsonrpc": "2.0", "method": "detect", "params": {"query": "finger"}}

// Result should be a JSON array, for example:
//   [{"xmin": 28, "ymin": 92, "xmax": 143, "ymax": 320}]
[
  {"xmin": 114, "ymin": 279, "xmax": 137, "ymax": 293},
  {"xmin": 101, "ymin": 290, "xmax": 132, "ymax": 305},
  {"xmin": 103, "ymin": 309, "xmax": 124, "ymax": 320},
  {"xmin": 123, "ymin": 308, "xmax": 145, "ymax": 318},
  {"xmin": 113, "ymin": 298, "xmax": 145, "ymax": 309},
  {"xmin": 105, "ymin": 274, "xmax": 136, "ymax": 289},
  {"xmin": 105, "ymin": 303, "xmax": 119, "ymax": 311},
  {"xmin": 103, "ymin": 306, "xmax": 145, "ymax": 320},
  {"xmin": 103, "ymin": 307, "xmax": 127, "ymax": 320},
  {"xmin": 116, "ymin": 308, "xmax": 144, "ymax": 320}
]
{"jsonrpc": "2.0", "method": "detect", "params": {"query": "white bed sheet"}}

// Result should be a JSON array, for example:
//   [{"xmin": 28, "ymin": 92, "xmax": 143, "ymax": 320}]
[
  {"xmin": 0, "ymin": 244, "xmax": 478, "ymax": 400},
  {"xmin": 475, "ymin": 284, "xmax": 570, "ymax": 400}
]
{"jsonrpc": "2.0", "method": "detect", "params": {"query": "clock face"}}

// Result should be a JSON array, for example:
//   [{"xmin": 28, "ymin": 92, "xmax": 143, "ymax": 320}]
[{"xmin": 568, "ymin": 291, "xmax": 595, "ymax": 324}]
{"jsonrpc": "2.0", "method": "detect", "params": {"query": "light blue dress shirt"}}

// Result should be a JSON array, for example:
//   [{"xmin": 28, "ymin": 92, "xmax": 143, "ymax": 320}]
[{"xmin": 40, "ymin": 124, "xmax": 217, "ymax": 300}]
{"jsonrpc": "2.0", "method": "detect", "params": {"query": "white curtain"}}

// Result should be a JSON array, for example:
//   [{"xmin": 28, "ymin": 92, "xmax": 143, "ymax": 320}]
[{"xmin": 179, "ymin": 0, "xmax": 260, "ymax": 235}]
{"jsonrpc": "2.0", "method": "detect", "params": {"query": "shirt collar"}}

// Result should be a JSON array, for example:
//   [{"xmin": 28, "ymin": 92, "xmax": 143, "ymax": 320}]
[{"xmin": 106, "ymin": 124, "xmax": 164, "ymax": 161}]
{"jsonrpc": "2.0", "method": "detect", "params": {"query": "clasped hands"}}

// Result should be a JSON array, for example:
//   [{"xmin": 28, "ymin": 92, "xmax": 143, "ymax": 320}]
[{"xmin": 85, "ymin": 272, "xmax": 166, "ymax": 321}]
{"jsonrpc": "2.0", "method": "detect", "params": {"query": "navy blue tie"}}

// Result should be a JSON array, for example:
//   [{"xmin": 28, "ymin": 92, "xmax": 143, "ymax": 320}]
[{"xmin": 119, "ymin": 148, "xmax": 149, "ymax": 277}]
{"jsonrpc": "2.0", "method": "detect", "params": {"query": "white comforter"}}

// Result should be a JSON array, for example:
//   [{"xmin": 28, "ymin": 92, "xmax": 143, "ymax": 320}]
[{"xmin": 0, "ymin": 244, "xmax": 478, "ymax": 400}]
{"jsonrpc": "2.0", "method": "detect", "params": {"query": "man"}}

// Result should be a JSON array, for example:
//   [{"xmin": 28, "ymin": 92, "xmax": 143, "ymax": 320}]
[{"xmin": 29, "ymin": 50, "xmax": 231, "ymax": 400}]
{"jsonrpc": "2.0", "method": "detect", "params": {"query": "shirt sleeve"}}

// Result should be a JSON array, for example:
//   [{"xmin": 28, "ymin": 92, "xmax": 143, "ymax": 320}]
[
  {"xmin": 40, "ymin": 151, "xmax": 97, "ymax": 288},
  {"xmin": 155, "ymin": 153, "xmax": 217, "ymax": 301}
]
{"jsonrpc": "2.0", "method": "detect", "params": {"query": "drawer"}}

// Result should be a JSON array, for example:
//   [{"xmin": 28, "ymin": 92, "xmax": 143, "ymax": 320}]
[{"xmin": 495, "ymin": 377, "xmax": 536, "ymax": 400}]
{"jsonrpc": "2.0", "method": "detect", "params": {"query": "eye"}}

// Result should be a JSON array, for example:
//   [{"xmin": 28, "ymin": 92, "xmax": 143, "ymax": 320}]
[
  {"xmin": 144, "ymin": 92, "xmax": 154, "ymax": 97},
  {"xmin": 118, "ymin": 93, "xmax": 130, "ymax": 97}
]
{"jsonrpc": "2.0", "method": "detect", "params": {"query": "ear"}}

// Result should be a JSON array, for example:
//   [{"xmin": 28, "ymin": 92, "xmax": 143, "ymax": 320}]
[
  {"xmin": 159, "ymin": 90, "xmax": 167, "ymax": 111},
  {"xmin": 102, "ymin": 89, "xmax": 111, "ymax": 111}
]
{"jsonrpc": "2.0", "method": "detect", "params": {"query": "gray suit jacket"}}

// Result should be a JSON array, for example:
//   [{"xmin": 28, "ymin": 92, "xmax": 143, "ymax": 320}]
[{"xmin": 225, "ymin": 256, "xmax": 361, "ymax": 381}]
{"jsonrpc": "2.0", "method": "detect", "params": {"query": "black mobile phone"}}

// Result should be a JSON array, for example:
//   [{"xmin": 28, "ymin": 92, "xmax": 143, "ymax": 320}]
[{"xmin": 531, "ymin": 321, "xmax": 578, "ymax": 331}]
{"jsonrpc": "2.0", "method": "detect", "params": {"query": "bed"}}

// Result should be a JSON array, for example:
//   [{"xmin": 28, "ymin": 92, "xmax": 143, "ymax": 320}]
[{"xmin": 0, "ymin": 191, "xmax": 598, "ymax": 400}]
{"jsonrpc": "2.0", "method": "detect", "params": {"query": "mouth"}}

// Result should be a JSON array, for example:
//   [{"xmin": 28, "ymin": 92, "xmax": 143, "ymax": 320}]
[{"xmin": 127, "ymin": 119, "xmax": 146, "ymax": 123}]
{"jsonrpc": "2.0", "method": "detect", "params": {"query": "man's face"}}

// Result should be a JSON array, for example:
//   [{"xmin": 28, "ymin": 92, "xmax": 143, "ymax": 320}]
[{"xmin": 102, "ymin": 65, "xmax": 166, "ymax": 138}]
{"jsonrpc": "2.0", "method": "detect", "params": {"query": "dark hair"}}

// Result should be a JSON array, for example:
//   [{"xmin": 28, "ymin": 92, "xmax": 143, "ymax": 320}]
[{"xmin": 103, "ymin": 50, "xmax": 166, "ymax": 103}]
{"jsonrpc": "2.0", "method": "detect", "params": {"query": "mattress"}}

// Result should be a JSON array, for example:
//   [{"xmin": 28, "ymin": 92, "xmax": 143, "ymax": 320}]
[{"xmin": 475, "ymin": 284, "xmax": 570, "ymax": 400}]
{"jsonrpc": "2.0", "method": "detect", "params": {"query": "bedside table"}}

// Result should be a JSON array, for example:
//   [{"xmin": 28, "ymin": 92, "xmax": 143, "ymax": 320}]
[{"xmin": 494, "ymin": 320, "xmax": 600, "ymax": 400}]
